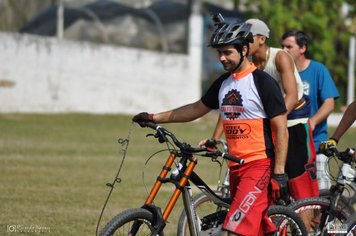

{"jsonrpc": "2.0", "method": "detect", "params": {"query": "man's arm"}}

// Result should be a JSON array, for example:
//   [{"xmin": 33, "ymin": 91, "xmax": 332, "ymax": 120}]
[
  {"xmin": 212, "ymin": 115, "xmax": 224, "ymax": 140},
  {"xmin": 153, "ymin": 100, "xmax": 211, "ymax": 123},
  {"xmin": 270, "ymin": 113, "xmax": 288, "ymax": 174},
  {"xmin": 275, "ymin": 51, "xmax": 298, "ymax": 114},
  {"xmin": 309, "ymin": 97, "xmax": 335, "ymax": 130},
  {"xmin": 331, "ymin": 100, "xmax": 356, "ymax": 141}
]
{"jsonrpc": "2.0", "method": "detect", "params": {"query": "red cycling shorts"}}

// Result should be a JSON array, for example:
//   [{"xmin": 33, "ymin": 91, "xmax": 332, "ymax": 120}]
[{"xmin": 223, "ymin": 158, "xmax": 276, "ymax": 235}]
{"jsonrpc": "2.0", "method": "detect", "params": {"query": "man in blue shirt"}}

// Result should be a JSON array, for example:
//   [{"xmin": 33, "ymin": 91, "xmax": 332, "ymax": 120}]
[{"xmin": 281, "ymin": 30, "xmax": 339, "ymax": 190}]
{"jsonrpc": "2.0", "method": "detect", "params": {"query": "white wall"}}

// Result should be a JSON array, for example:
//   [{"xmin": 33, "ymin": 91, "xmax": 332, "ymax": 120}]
[{"xmin": 0, "ymin": 32, "xmax": 201, "ymax": 114}]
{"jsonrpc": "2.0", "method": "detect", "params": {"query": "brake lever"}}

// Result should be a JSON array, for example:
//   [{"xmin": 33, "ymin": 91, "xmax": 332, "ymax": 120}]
[
  {"xmin": 145, "ymin": 132, "xmax": 167, "ymax": 144},
  {"xmin": 156, "ymin": 129, "xmax": 168, "ymax": 143}
]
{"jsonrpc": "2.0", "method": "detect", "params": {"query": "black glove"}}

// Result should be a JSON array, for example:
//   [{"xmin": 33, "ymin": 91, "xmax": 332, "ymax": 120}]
[
  {"xmin": 205, "ymin": 139, "xmax": 217, "ymax": 148},
  {"xmin": 270, "ymin": 173, "xmax": 290, "ymax": 205},
  {"xmin": 132, "ymin": 112, "xmax": 155, "ymax": 127},
  {"xmin": 319, "ymin": 138, "xmax": 338, "ymax": 156}
]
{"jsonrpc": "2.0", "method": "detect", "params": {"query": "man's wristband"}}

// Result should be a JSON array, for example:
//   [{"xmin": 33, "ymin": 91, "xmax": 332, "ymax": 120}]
[{"xmin": 329, "ymin": 137, "xmax": 338, "ymax": 144}]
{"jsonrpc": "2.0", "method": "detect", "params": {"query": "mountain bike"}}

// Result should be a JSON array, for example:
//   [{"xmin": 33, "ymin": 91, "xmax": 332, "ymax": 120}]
[
  {"xmin": 287, "ymin": 147, "xmax": 355, "ymax": 235},
  {"xmin": 177, "ymin": 143, "xmax": 307, "ymax": 236},
  {"xmin": 318, "ymin": 148, "xmax": 355, "ymax": 214},
  {"xmin": 178, "ymin": 144, "xmax": 355, "ymax": 236},
  {"xmin": 99, "ymin": 122, "xmax": 307, "ymax": 236}
]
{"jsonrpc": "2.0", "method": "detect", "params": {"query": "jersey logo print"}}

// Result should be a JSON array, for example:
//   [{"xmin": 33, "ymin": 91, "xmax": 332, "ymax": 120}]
[{"xmin": 221, "ymin": 89, "xmax": 244, "ymax": 120}]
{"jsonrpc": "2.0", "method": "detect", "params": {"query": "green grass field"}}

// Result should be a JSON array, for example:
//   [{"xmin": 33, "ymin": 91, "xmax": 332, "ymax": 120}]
[{"xmin": 0, "ymin": 113, "xmax": 355, "ymax": 235}]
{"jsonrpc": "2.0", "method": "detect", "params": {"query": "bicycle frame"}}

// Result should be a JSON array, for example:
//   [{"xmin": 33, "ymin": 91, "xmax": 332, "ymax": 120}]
[
  {"xmin": 136, "ymin": 148, "xmax": 230, "ymax": 236},
  {"xmin": 182, "ymin": 172, "xmax": 231, "ymax": 235},
  {"xmin": 121, "ymin": 124, "xmax": 244, "ymax": 236},
  {"xmin": 314, "ymin": 148, "xmax": 355, "ymax": 235}
]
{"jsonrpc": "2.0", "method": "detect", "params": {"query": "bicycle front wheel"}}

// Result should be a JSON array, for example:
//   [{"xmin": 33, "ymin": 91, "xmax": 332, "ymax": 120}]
[
  {"xmin": 99, "ymin": 208, "xmax": 161, "ymax": 236},
  {"xmin": 267, "ymin": 205, "xmax": 308, "ymax": 236}
]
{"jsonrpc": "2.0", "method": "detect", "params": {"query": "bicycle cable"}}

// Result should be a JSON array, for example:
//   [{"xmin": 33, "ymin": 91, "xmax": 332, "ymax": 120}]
[
  {"xmin": 141, "ymin": 149, "xmax": 173, "ymax": 205},
  {"xmin": 95, "ymin": 122, "xmax": 134, "ymax": 236},
  {"xmin": 141, "ymin": 141, "xmax": 176, "ymax": 204}
]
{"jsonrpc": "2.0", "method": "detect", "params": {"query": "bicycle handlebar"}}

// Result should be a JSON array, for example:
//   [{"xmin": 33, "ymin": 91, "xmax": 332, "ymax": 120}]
[
  {"xmin": 221, "ymin": 152, "xmax": 244, "ymax": 165},
  {"xmin": 329, "ymin": 147, "xmax": 355, "ymax": 164},
  {"xmin": 142, "ymin": 122, "xmax": 244, "ymax": 165}
]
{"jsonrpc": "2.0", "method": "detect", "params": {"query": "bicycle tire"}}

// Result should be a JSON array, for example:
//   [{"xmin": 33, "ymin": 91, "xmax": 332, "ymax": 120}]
[
  {"xmin": 267, "ymin": 205, "xmax": 308, "ymax": 236},
  {"xmin": 344, "ymin": 181, "xmax": 356, "ymax": 205},
  {"xmin": 288, "ymin": 197, "xmax": 349, "ymax": 235},
  {"xmin": 319, "ymin": 189, "xmax": 354, "ymax": 215},
  {"xmin": 99, "ymin": 208, "xmax": 163, "ymax": 236},
  {"xmin": 177, "ymin": 192, "xmax": 308, "ymax": 236},
  {"xmin": 345, "ymin": 212, "xmax": 356, "ymax": 236}
]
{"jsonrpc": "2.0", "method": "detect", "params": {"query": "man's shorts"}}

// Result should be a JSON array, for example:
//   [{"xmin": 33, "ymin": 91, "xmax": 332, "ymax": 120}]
[
  {"xmin": 223, "ymin": 158, "xmax": 276, "ymax": 235},
  {"xmin": 286, "ymin": 121, "xmax": 319, "ymax": 200}
]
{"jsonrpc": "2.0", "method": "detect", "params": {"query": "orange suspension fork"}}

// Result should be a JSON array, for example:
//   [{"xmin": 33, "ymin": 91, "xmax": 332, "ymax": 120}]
[
  {"xmin": 144, "ymin": 151, "xmax": 176, "ymax": 205},
  {"xmin": 162, "ymin": 157, "xmax": 197, "ymax": 221}
]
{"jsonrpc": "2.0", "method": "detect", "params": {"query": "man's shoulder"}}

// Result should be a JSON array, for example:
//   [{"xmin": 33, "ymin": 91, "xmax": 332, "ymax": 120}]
[
  {"xmin": 305, "ymin": 60, "xmax": 331, "ymax": 75},
  {"xmin": 253, "ymin": 68, "xmax": 276, "ymax": 82},
  {"xmin": 309, "ymin": 60, "xmax": 327, "ymax": 69}
]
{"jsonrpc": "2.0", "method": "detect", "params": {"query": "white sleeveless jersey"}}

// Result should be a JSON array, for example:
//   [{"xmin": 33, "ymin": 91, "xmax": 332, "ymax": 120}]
[{"xmin": 264, "ymin": 47, "xmax": 304, "ymax": 100}]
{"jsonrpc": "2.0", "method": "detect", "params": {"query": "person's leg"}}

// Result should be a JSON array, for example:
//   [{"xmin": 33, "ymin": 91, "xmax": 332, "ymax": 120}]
[
  {"xmin": 224, "ymin": 159, "xmax": 275, "ymax": 236},
  {"xmin": 286, "ymin": 122, "xmax": 319, "ymax": 231},
  {"xmin": 286, "ymin": 122, "xmax": 319, "ymax": 199}
]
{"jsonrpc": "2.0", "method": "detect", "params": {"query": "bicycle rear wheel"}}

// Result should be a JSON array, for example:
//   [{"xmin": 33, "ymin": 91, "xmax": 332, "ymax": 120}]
[
  {"xmin": 99, "ymin": 208, "xmax": 162, "ymax": 236},
  {"xmin": 288, "ymin": 197, "xmax": 349, "ymax": 235},
  {"xmin": 177, "ymin": 192, "xmax": 308, "ymax": 236}
]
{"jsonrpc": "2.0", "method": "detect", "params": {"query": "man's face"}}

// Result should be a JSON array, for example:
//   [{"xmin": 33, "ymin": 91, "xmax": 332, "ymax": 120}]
[
  {"xmin": 248, "ymin": 35, "xmax": 266, "ymax": 56},
  {"xmin": 281, "ymin": 36, "xmax": 303, "ymax": 60},
  {"xmin": 216, "ymin": 45, "xmax": 241, "ymax": 71}
]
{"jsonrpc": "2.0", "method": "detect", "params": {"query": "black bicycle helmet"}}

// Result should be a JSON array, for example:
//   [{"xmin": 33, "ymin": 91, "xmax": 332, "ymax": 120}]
[
  {"xmin": 209, "ymin": 14, "xmax": 253, "ymax": 48},
  {"xmin": 209, "ymin": 14, "xmax": 254, "ymax": 71}
]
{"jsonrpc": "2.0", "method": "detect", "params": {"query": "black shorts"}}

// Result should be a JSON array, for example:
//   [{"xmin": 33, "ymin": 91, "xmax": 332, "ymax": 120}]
[{"xmin": 285, "ymin": 122, "xmax": 314, "ymax": 179}]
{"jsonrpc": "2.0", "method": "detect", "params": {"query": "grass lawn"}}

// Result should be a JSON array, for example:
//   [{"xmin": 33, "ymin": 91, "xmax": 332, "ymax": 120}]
[{"xmin": 0, "ymin": 113, "xmax": 354, "ymax": 235}]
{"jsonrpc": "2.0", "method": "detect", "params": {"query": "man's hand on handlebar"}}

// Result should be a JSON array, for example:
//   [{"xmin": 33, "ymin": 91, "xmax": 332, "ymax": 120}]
[
  {"xmin": 270, "ymin": 173, "xmax": 290, "ymax": 205},
  {"xmin": 132, "ymin": 112, "xmax": 155, "ymax": 127},
  {"xmin": 319, "ymin": 138, "xmax": 338, "ymax": 156}
]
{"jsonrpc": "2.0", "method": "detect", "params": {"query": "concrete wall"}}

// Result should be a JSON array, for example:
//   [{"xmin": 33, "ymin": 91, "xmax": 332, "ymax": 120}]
[{"xmin": 0, "ymin": 31, "xmax": 201, "ymax": 114}]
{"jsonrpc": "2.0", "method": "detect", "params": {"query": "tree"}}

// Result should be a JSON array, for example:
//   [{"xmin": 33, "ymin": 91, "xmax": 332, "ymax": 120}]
[{"xmin": 235, "ymin": 0, "xmax": 355, "ymax": 107}]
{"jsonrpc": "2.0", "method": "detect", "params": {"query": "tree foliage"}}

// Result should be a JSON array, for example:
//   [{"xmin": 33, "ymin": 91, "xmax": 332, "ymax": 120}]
[{"xmin": 233, "ymin": 0, "xmax": 355, "ymax": 106}]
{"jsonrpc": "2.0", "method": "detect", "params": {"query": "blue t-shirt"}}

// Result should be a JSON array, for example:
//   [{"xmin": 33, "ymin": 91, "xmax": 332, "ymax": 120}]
[{"xmin": 299, "ymin": 60, "xmax": 339, "ymax": 151}]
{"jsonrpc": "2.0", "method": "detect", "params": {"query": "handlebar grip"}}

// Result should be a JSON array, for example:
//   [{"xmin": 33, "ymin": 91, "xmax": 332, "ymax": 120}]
[
  {"xmin": 145, "ymin": 122, "xmax": 158, "ymax": 130},
  {"xmin": 222, "ymin": 152, "xmax": 244, "ymax": 165}
]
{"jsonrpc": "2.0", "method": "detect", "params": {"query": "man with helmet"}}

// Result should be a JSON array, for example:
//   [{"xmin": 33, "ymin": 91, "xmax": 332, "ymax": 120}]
[
  {"xmin": 133, "ymin": 14, "xmax": 288, "ymax": 235},
  {"xmin": 208, "ymin": 19, "xmax": 320, "ymax": 232},
  {"xmin": 208, "ymin": 19, "xmax": 320, "ymax": 204}
]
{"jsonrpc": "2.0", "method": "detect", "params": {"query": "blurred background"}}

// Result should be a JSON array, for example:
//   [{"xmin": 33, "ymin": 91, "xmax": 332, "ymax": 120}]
[
  {"xmin": 0, "ymin": 1, "xmax": 355, "ymax": 235},
  {"xmin": 0, "ymin": 0, "xmax": 355, "ymax": 114}
]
